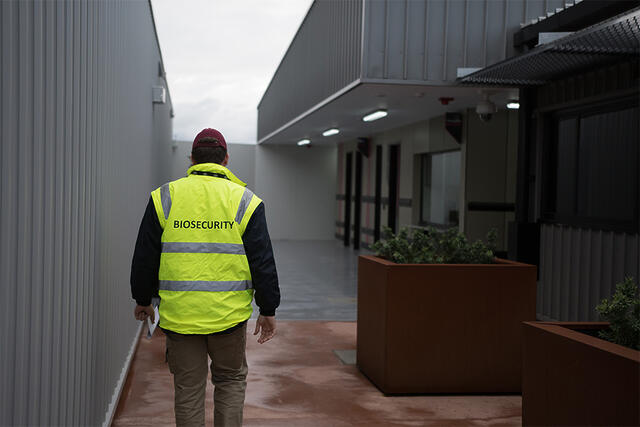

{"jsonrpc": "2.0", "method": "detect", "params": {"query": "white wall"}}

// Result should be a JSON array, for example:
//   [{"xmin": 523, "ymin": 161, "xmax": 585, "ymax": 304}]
[
  {"xmin": 256, "ymin": 144, "xmax": 337, "ymax": 240},
  {"xmin": 167, "ymin": 142, "xmax": 336, "ymax": 240},
  {"xmin": 227, "ymin": 143, "xmax": 256, "ymax": 190}
]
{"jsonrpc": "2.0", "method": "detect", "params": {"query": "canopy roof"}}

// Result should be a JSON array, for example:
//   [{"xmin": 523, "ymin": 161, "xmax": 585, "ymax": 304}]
[{"xmin": 459, "ymin": 7, "xmax": 640, "ymax": 86}]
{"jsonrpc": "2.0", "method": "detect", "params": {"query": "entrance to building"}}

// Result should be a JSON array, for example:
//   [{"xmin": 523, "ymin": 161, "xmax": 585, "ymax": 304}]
[
  {"xmin": 344, "ymin": 152, "xmax": 352, "ymax": 246},
  {"xmin": 374, "ymin": 145, "xmax": 382, "ymax": 242},
  {"xmin": 388, "ymin": 144, "xmax": 400, "ymax": 233}
]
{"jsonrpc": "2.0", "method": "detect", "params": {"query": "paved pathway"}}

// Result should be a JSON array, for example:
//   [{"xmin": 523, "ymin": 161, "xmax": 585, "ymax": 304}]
[
  {"xmin": 258, "ymin": 240, "xmax": 367, "ymax": 321},
  {"xmin": 114, "ymin": 321, "xmax": 521, "ymax": 426},
  {"xmin": 114, "ymin": 240, "xmax": 521, "ymax": 426}
]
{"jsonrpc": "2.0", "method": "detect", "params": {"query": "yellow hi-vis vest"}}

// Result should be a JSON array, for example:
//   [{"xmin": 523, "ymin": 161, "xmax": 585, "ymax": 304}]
[{"xmin": 150, "ymin": 162, "xmax": 262, "ymax": 334}]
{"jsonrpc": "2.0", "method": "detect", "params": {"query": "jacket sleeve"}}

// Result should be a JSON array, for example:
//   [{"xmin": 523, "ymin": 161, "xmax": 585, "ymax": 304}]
[
  {"xmin": 243, "ymin": 202, "xmax": 280, "ymax": 316},
  {"xmin": 130, "ymin": 197, "xmax": 163, "ymax": 306}
]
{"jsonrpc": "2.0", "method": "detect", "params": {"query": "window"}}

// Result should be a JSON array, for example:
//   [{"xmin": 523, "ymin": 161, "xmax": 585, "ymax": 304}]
[
  {"xmin": 543, "ymin": 98, "xmax": 639, "ymax": 232},
  {"xmin": 420, "ymin": 150, "xmax": 461, "ymax": 227}
]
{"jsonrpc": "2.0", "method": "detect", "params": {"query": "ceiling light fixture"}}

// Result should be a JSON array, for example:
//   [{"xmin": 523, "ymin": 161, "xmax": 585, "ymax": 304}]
[
  {"xmin": 322, "ymin": 128, "xmax": 340, "ymax": 137},
  {"xmin": 506, "ymin": 101, "xmax": 520, "ymax": 109},
  {"xmin": 362, "ymin": 110, "xmax": 388, "ymax": 122},
  {"xmin": 297, "ymin": 139, "xmax": 311, "ymax": 146}
]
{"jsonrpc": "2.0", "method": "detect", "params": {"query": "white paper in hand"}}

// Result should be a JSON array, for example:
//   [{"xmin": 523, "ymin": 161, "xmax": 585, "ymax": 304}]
[{"xmin": 146, "ymin": 306, "xmax": 160, "ymax": 339}]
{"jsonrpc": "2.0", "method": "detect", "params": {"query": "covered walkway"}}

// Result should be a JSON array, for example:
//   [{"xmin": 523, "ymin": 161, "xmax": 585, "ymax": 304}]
[{"xmin": 113, "ymin": 241, "xmax": 521, "ymax": 426}]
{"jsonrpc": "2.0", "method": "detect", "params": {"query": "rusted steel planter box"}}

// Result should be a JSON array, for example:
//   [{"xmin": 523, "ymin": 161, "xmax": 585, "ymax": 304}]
[
  {"xmin": 523, "ymin": 322, "xmax": 640, "ymax": 426},
  {"xmin": 356, "ymin": 255, "xmax": 536, "ymax": 394}
]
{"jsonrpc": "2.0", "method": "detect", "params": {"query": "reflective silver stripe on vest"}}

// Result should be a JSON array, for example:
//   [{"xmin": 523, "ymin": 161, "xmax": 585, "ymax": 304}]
[
  {"xmin": 161, "ymin": 183, "xmax": 172, "ymax": 220},
  {"xmin": 161, "ymin": 242, "xmax": 245, "ymax": 255},
  {"xmin": 159, "ymin": 280, "xmax": 253, "ymax": 292},
  {"xmin": 235, "ymin": 188, "xmax": 254, "ymax": 224}
]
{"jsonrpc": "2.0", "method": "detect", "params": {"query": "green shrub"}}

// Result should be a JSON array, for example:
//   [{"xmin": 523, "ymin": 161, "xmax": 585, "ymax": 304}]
[
  {"xmin": 596, "ymin": 276, "xmax": 640, "ymax": 350},
  {"xmin": 370, "ymin": 226, "xmax": 497, "ymax": 264}
]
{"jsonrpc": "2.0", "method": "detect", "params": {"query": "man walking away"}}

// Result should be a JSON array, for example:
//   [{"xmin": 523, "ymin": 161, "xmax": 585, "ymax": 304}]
[{"xmin": 130, "ymin": 128, "xmax": 280, "ymax": 426}]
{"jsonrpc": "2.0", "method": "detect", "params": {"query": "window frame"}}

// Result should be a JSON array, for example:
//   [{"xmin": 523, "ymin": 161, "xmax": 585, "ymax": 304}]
[
  {"xmin": 541, "ymin": 96, "xmax": 639, "ymax": 233},
  {"xmin": 418, "ymin": 149, "xmax": 461, "ymax": 229}
]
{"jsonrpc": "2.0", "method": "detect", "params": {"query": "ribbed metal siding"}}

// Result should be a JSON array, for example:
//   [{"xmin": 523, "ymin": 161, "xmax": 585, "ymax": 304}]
[
  {"xmin": 0, "ymin": 1, "xmax": 173, "ymax": 425},
  {"xmin": 363, "ymin": 0, "xmax": 568, "ymax": 82},
  {"xmin": 257, "ymin": 0, "xmax": 362, "ymax": 141},
  {"xmin": 538, "ymin": 224, "xmax": 640, "ymax": 321}
]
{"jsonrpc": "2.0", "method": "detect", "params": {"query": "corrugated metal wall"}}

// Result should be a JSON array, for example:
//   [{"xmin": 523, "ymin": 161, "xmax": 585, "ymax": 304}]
[
  {"xmin": 362, "ymin": 0, "xmax": 567, "ymax": 82},
  {"xmin": 258, "ymin": 0, "xmax": 567, "ymax": 143},
  {"xmin": 0, "ymin": 1, "xmax": 173, "ymax": 425},
  {"xmin": 533, "ymin": 59, "xmax": 639, "ymax": 322},
  {"xmin": 538, "ymin": 225, "xmax": 640, "ymax": 321},
  {"xmin": 257, "ymin": 0, "xmax": 362, "ymax": 142}
]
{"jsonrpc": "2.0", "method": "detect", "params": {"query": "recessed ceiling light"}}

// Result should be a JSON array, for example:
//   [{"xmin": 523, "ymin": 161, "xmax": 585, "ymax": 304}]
[
  {"xmin": 322, "ymin": 128, "xmax": 340, "ymax": 137},
  {"xmin": 297, "ymin": 139, "xmax": 311, "ymax": 146},
  {"xmin": 362, "ymin": 110, "xmax": 388, "ymax": 122},
  {"xmin": 507, "ymin": 101, "xmax": 520, "ymax": 109}
]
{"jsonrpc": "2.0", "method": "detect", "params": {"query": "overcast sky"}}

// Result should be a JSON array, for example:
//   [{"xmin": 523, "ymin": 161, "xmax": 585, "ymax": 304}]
[{"xmin": 151, "ymin": 0, "xmax": 314, "ymax": 144}]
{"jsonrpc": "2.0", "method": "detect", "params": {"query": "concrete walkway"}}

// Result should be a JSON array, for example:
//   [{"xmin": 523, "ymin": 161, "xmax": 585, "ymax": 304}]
[
  {"xmin": 114, "ymin": 321, "xmax": 521, "ymax": 426},
  {"xmin": 113, "ymin": 240, "xmax": 521, "ymax": 426},
  {"xmin": 261, "ymin": 240, "xmax": 367, "ymax": 321}
]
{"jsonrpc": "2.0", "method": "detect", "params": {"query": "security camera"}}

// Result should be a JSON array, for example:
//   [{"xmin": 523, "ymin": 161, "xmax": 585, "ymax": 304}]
[{"xmin": 476, "ymin": 99, "xmax": 496, "ymax": 122}]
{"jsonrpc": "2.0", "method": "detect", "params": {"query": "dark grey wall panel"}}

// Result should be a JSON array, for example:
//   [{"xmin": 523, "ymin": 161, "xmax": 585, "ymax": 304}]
[
  {"xmin": 0, "ymin": 1, "xmax": 173, "ymax": 425},
  {"xmin": 538, "ymin": 224, "xmax": 639, "ymax": 321},
  {"xmin": 257, "ymin": 0, "xmax": 362, "ymax": 141},
  {"xmin": 363, "ymin": 0, "xmax": 567, "ymax": 82}
]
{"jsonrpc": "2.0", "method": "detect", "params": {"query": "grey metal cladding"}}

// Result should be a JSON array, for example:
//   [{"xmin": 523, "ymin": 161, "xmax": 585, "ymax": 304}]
[
  {"xmin": 362, "ymin": 0, "xmax": 569, "ymax": 82},
  {"xmin": 257, "ymin": 0, "xmax": 568, "ymax": 143},
  {"xmin": 0, "ymin": 1, "xmax": 173, "ymax": 426},
  {"xmin": 257, "ymin": 0, "xmax": 363, "ymax": 141},
  {"xmin": 538, "ymin": 224, "xmax": 639, "ymax": 322}
]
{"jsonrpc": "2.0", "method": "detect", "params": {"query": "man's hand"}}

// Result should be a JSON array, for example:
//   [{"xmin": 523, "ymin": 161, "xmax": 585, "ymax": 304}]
[
  {"xmin": 253, "ymin": 315, "xmax": 276, "ymax": 344},
  {"xmin": 134, "ymin": 304, "xmax": 155, "ymax": 322}
]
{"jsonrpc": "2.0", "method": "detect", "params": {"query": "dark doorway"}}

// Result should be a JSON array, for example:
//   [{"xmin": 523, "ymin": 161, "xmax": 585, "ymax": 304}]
[
  {"xmin": 388, "ymin": 144, "xmax": 400, "ymax": 233},
  {"xmin": 344, "ymin": 152, "xmax": 352, "ymax": 246},
  {"xmin": 354, "ymin": 152, "xmax": 363, "ymax": 249},
  {"xmin": 374, "ymin": 145, "xmax": 382, "ymax": 242}
]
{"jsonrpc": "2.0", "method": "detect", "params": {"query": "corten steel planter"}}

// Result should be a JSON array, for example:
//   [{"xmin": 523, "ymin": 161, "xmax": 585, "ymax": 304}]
[
  {"xmin": 356, "ymin": 255, "xmax": 536, "ymax": 394},
  {"xmin": 522, "ymin": 322, "xmax": 640, "ymax": 426}
]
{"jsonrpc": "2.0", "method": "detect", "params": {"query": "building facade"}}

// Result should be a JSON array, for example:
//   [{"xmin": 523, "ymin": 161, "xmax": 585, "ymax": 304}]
[
  {"xmin": 257, "ymin": 0, "xmax": 571, "ymax": 254},
  {"xmin": 462, "ymin": 1, "xmax": 640, "ymax": 321},
  {"xmin": 257, "ymin": 0, "xmax": 639, "ymax": 322},
  {"xmin": 0, "ymin": 1, "xmax": 174, "ymax": 425}
]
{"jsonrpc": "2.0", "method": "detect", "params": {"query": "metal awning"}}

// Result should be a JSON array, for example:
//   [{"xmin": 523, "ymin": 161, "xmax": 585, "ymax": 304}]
[{"xmin": 459, "ymin": 6, "xmax": 640, "ymax": 86}]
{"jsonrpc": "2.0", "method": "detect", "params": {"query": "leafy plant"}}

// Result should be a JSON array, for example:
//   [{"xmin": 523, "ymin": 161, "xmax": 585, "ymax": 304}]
[
  {"xmin": 370, "ymin": 226, "xmax": 497, "ymax": 264},
  {"xmin": 596, "ymin": 276, "xmax": 640, "ymax": 350}
]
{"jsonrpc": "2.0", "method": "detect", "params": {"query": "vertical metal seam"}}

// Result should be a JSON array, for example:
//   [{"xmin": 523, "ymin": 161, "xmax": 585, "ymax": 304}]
[
  {"xmin": 503, "ymin": 0, "xmax": 509, "ymax": 59},
  {"xmin": 482, "ymin": 0, "xmax": 489, "ymax": 67},
  {"xmin": 462, "ymin": 0, "xmax": 469, "ymax": 67},
  {"xmin": 32, "ymin": 2, "xmax": 46, "ymax": 423},
  {"xmin": 402, "ymin": 0, "xmax": 409, "ymax": 80},
  {"xmin": 422, "ymin": 0, "xmax": 429, "ymax": 80},
  {"xmin": 383, "ymin": 0, "xmax": 389, "ymax": 79},
  {"xmin": 441, "ymin": 0, "xmax": 449, "ymax": 80},
  {"xmin": 359, "ymin": 0, "xmax": 367, "ymax": 80}
]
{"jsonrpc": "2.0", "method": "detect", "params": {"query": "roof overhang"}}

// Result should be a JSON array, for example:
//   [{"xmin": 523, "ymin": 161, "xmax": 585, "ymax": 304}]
[
  {"xmin": 258, "ymin": 81, "xmax": 517, "ymax": 145},
  {"xmin": 459, "ymin": 6, "xmax": 640, "ymax": 86}
]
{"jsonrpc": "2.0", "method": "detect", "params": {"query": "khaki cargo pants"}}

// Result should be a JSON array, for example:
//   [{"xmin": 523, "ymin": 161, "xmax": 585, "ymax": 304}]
[{"xmin": 166, "ymin": 323, "xmax": 248, "ymax": 427}]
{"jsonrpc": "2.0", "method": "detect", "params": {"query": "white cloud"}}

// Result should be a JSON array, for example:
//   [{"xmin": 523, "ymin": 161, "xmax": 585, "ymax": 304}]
[{"xmin": 150, "ymin": 0, "xmax": 314, "ymax": 143}]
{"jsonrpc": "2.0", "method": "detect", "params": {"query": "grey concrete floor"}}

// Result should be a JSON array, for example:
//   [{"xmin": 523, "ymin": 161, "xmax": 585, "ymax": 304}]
[{"xmin": 252, "ymin": 240, "xmax": 369, "ymax": 321}]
